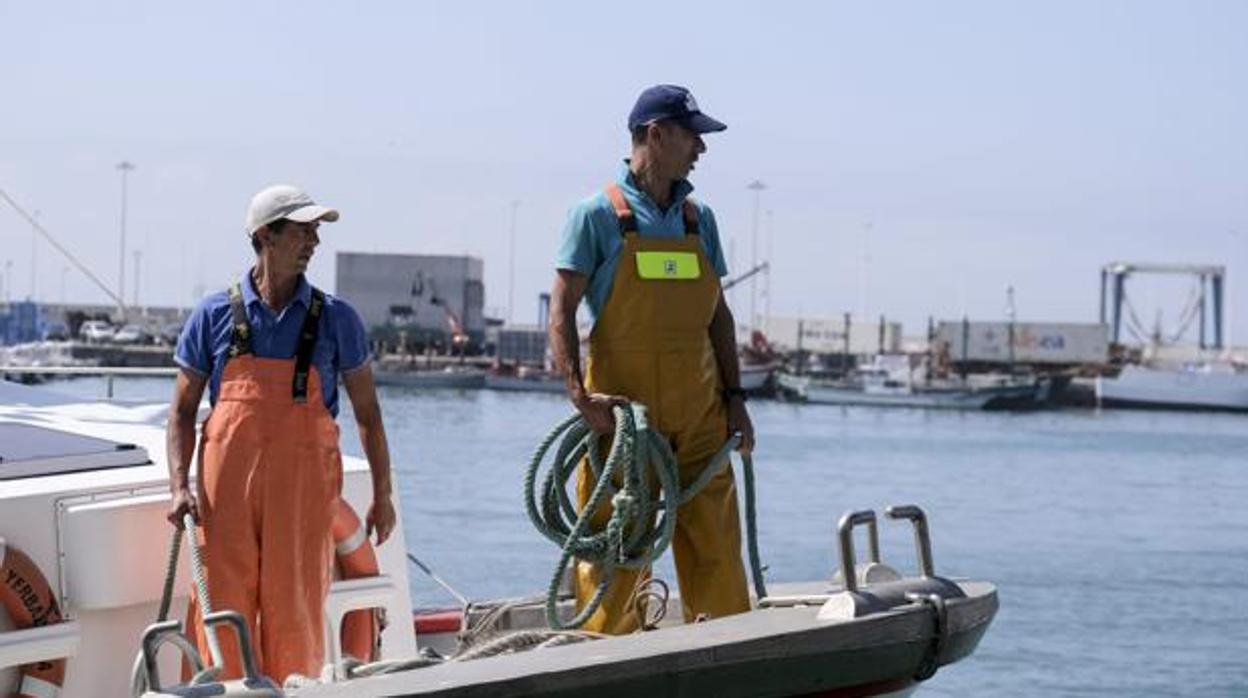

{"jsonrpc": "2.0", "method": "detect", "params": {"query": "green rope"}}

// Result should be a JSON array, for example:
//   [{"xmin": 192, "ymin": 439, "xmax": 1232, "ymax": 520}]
[{"xmin": 525, "ymin": 403, "xmax": 767, "ymax": 630}]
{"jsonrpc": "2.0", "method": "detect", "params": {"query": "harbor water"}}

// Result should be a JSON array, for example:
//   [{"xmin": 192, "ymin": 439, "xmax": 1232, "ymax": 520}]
[{"xmin": 48, "ymin": 377, "xmax": 1248, "ymax": 696}]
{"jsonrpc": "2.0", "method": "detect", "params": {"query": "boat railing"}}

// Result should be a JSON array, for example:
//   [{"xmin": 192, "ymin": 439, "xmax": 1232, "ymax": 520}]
[{"xmin": 0, "ymin": 365, "xmax": 179, "ymax": 398}]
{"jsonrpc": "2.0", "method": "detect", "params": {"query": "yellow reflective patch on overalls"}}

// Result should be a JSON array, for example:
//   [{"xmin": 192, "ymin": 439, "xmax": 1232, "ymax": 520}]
[{"xmin": 635, "ymin": 251, "xmax": 701, "ymax": 280}]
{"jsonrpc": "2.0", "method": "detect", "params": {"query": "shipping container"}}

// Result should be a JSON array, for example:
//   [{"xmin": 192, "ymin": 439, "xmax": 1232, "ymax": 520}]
[
  {"xmin": 757, "ymin": 316, "xmax": 903, "ymax": 354},
  {"xmin": 935, "ymin": 321, "xmax": 1108, "ymax": 365}
]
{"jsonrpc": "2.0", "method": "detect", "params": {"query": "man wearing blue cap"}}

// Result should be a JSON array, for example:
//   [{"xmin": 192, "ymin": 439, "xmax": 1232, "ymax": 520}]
[{"xmin": 548, "ymin": 85, "xmax": 754, "ymax": 633}]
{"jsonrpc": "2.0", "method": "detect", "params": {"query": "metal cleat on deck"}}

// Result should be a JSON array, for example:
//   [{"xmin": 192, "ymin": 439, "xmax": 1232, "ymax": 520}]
[
  {"xmin": 137, "ymin": 610, "xmax": 282, "ymax": 697},
  {"xmin": 817, "ymin": 504, "xmax": 966, "ymax": 621}
]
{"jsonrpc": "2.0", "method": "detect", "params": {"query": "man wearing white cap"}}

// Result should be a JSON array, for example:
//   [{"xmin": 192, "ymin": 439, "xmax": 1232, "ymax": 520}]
[{"xmin": 165, "ymin": 185, "xmax": 395, "ymax": 683}]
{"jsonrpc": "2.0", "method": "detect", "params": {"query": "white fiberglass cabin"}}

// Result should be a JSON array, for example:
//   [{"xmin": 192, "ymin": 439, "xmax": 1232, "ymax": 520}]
[{"xmin": 0, "ymin": 380, "xmax": 414, "ymax": 697}]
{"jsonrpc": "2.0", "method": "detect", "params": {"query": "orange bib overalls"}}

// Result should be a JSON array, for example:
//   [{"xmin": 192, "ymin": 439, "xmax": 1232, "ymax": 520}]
[
  {"xmin": 186, "ymin": 283, "xmax": 342, "ymax": 684},
  {"xmin": 574, "ymin": 183, "xmax": 750, "ymax": 634}
]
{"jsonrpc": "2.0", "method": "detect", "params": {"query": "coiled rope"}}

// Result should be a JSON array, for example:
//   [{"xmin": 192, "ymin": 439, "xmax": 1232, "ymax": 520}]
[{"xmin": 525, "ymin": 403, "xmax": 767, "ymax": 630}]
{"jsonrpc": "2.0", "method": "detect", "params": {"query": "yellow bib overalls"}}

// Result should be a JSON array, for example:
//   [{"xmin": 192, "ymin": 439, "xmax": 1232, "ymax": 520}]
[{"xmin": 573, "ymin": 183, "xmax": 750, "ymax": 634}]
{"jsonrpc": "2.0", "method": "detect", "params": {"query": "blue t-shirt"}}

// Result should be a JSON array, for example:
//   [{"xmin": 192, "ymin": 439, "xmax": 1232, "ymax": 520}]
[
  {"xmin": 555, "ymin": 161, "xmax": 729, "ymax": 326},
  {"xmin": 175, "ymin": 271, "xmax": 371, "ymax": 417}
]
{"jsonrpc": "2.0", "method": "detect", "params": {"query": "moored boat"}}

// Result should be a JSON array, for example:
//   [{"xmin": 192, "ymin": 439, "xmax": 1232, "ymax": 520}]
[
  {"xmin": 372, "ymin": 364, "xmax": 487, "ymax": 390},
  {"xmin": 483, "ymin": 365, "xmax": 564, "ymax": 394},
  {"xmin": 778, "ymin": 364, "xmax": 1042, "ymax": 411},
  {"xmin": 1095, "ymin": 361, "xmax": 1248, "ymax": 412},
  {"xmin": 0, "ymin": 379, "xmax": 997, "ymax": 697}
]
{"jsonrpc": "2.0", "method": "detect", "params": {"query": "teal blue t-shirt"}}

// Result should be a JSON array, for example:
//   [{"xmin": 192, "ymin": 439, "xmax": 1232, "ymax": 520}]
[{"xmin": 555, "ymin": 162, "xmax": 730, "ymax": 326}]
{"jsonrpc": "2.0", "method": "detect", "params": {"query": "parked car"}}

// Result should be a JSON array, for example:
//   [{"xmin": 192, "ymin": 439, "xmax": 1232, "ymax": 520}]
[
  {"xmin": 112, "ymin": 324, "xmax": 151, "ymax": 345},
  {"xmin": 42, "ymin": 322, "xmax": 70, "ymax": 341},
  {"xmin": 79, "ymin": 320, "xmax": 115, "ymax": 343},
  {"xmin": 159, "ymin": 322, "xmax": 185, "ymax": 346}
]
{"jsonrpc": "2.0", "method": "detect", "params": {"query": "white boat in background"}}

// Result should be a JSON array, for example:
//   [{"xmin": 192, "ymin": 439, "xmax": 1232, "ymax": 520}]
[
  {"xmin": 740, "ymin": 360, "xmax": 778, "ymax": 393},
  {"xmin": 0, "ymin": 379, "xmax": 997, "ymax": 697},
  {"xmin": 1095, "ymin": 361, "xmax": 1248, "ymax": 412}
]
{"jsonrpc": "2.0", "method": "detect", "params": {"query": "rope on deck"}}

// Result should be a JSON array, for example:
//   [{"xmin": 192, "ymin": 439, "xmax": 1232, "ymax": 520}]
[{"xmin": 524, "ymin": 402, "xmax": 767, "ymax": 630}]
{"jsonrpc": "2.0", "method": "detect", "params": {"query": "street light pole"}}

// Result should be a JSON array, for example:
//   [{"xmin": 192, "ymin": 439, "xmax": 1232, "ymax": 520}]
[
  {"xmin": 507, "ymin": 200, "xmax": 519, "ymax": 325},
  {"xmin": 765, "ymin": 208, "xmax": 774, "ymax": 334},
  {"xmin": 116, "ymin": 160, "xmax": 135, "ymax": 320},
  {"xmin": 1228, "ymin": 229, "xmax": 1240, "ymax": 355},
  {"xmin": 746, "ymin": 180, "xmax": 766, "ymax": 331},
  {"xmin": 860, "ymin": 221, "xmax": 873, "ymax": 324},
  {"xmin": 133, "ymin": 249, "xmax": 142, "ymax": 309},
  {"xmin": 30, "ymin": 210, "xmax": 39, "ymax": 301},
  {"xmin": 1006, "ymin": 284, "xmax": 1017, "ymax": 369}
]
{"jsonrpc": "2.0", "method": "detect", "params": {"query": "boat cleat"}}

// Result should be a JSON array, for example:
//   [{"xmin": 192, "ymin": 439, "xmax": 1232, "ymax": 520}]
[
  {"xmin": 138, "ymin": 610, "xmax": 282, "ymax": 697},
  {"xmin": 828, "ymin": 509, "xmax": 901, "ymax": 587},
  {"xmin": 817, "ymin": 505, "xmax": 966, "ymax": 621}
]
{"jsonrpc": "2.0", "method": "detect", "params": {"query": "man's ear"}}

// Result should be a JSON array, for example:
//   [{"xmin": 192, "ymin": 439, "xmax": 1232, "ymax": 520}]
[{"xmin": 647, "ymin": 122, "xmax": 663, "ymax": 147}]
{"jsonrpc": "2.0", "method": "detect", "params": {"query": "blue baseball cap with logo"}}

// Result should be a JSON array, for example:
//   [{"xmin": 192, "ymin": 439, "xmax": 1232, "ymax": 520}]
[{"xmin": 627, "ymin": 84, "xmax": 727, "ymax": 134}]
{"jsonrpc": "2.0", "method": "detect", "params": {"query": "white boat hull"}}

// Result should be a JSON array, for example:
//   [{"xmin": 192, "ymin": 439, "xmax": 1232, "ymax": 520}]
[
  {"xmin": 739, "ymin": 363, "xmax": 776, "ymax": 392},
  {"xmin": 308, "ymin": 579, "xmax": 996, "ymax": 698},
  {"xmin": 1096, "ymin": 364, "xmax": 1248, "ymax": 412}
]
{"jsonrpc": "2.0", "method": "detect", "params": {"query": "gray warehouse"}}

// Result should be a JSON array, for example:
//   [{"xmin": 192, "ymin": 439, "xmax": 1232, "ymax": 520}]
[{"xmin": 335, "ymin": 252, "xmax": 486, "ymax": 349}]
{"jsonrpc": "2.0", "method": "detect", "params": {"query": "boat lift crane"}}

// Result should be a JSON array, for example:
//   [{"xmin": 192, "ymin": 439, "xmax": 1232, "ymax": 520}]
[{"xmin": 1100, "ymin": 261, "xmax": 1226, "ymax": 350}]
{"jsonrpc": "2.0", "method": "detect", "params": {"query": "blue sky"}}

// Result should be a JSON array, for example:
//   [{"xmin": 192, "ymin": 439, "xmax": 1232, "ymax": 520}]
[{"xmin": 2, "ymin": 1, "xmax": 1245, "ymax": 344}]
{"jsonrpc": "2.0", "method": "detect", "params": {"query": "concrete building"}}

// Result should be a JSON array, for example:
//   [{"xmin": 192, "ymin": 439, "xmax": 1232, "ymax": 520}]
[{"xmin": 335, "ymin": 252, "xmax": 486, "ymax": 350}]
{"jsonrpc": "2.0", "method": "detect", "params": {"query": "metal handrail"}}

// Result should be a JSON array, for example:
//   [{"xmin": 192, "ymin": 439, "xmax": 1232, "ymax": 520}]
[
  {"xmin": 0, "ymin": 365, "xmax": 179, "ymax": 398},
  {"xmin": 0, "ymin": 366, "xmax": 178, "ymax": 376}
]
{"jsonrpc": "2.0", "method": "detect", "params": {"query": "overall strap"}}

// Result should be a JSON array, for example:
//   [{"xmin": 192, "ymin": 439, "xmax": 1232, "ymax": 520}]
[
  {"xmin": 227, "ymin": 282, "xmax": 253, "ymax": 357},
  {"xmin": 605, "ymin": 183, "xmax": 700, "ymax": 237},
  {"xmin": 681, "ymin": 198, "xmax": 699, "ymax": 236},
  {"xmin": 292, "ymin": 287, "xmax": 326, "ymax": 403},
  {"xmin": 604, "ymin": 183, "xmax": 637, "ymax": 236}
]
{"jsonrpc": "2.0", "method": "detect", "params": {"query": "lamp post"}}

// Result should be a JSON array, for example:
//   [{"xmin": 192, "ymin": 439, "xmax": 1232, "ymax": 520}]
[
  {"xmin": 860, "ymin": 221, "xmax": 873, "ymax": 325},
  {"xmin": 116, "ymin": 160, "xmax": 135, "ymax": 319},
  {"xmin": 133, "ymin": 249, "xmax": 142, "ymax": 309},
  {"xmin": 30, "ymin": 210, "xmax": 39, "ymax": 301},
  {"xmin": 1228, "ymin": 230, "xmax": 1239, "ymax": 354},
  {"xmin": 746, "ymin": 180, "xmax": 766, "ymax": 330},
  {"xmin": 3, "ymin": 259, "xmax": 12, "ymax": 304},
  {"xmin": 507, "ymin": 200, "xmax": 519, "ymax": 325},
  {"xmin": 1006, "ymin": 285, "xmax": 1017, "ymax": 369},
  {"xmin": 765, "ymin": 207, "xmax": 774, "ymax": 334}
]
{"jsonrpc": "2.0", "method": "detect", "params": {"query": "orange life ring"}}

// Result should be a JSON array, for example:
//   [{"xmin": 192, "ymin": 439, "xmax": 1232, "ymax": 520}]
[
  {"xmin": 330, "ymin": 499, "xmax": 382, "ymax": 663},
  {"xmin": 0, "ymin": 537, "xmax": 66, "ymax": 698}
]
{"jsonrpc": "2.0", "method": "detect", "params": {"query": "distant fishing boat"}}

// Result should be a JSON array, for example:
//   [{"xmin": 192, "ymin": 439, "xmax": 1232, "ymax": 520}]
[
  {"xmin": 483, "ymin": 365, "xmax": 564, "ymax": 394},
  {"xmin": 372, "ymin": 363, "xmax": 486, "ymax": 389},
  {"xmin": 778, "ymin": 356, "xmax": 1044, "ymax": 410}
]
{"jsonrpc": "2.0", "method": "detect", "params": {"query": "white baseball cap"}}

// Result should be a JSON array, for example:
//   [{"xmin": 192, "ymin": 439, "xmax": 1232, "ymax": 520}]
[{"xmin": 245, "ymin": 184, "xmax": 340, "ymax": 235}]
